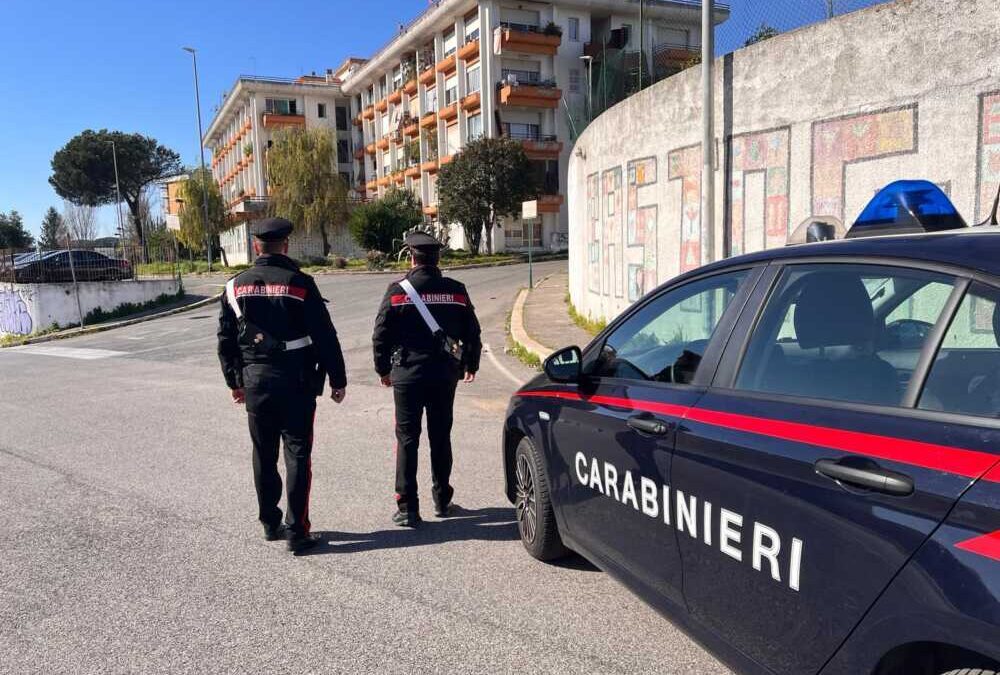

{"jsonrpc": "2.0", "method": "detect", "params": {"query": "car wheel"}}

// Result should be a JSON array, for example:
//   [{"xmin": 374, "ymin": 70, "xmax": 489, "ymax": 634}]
[{"xmin": 514, "ymin": 436, "xmax": 568, "ymax": 561}]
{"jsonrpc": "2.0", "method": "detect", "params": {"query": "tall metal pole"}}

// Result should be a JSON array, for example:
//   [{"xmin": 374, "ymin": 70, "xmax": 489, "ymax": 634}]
[
  {"xmin": 109, "ymin": 140, "xmax": 126, "ymax": 262},
  {"xmin": 581, "ymin": 55, "xmax": 593, "ymax": 122},
  {"xmin": 701, "ymin": 0, "xmax": 716, "ymax": 265},
  {"xmin": 637, "ymin": 0, "xmax": 645, "ymax": 92},
  {"xmin": 183, "ymin": 46, "xmax": 213, "ymax": 272},
  {"xmin": 827, "ymin": 0, "xmax": 835, "ymax": 18}
]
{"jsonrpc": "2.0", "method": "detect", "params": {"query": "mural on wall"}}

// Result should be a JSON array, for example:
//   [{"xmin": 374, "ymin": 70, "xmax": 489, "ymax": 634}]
[
  {"xmin": 586, "ymin": 172, "xmax": 601, "ymax": 293},
  {"xmin": 977, "ymin": 91, "xmax": 1000, "ymax": 221},
  {"xmin": 626, "ymin": 157, "xmax": 658, "ymax": 301},
  {"xmin": 668, "ymin": 144, "xmax": 703, "ymax": 273},
  {"xmin": 812, "ymin": 104, "xmax": 918, "ymax": 222},
  {"xmin": 602, "ymin": 167, "xmax": 624, "ymax": 297},
  {"xmin": 0, "ymin": 288, "xmax": 33, "ymax": 336},
  {"xmin": 730, "ymin": 127, "xmax": 791, "ymax": 255}
]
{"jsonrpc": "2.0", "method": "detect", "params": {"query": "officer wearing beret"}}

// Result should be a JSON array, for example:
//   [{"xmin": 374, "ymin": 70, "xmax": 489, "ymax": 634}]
[
  {"xmin": 372, "ymin": 231, "xmax": 482, "ymax": 527},
  {"xmin": 217, "ymin": 217, "xmax": 348, "ymax": 555}
]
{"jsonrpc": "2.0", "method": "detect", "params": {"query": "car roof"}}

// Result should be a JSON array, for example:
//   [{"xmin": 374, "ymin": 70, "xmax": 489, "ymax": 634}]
[{"xmin": 696, "ymin": 227, "xmax": 1000, "ymax": 279}]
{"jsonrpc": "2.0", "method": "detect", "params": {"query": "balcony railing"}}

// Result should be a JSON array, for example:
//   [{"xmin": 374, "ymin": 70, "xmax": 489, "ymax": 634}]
[
  {"xmin": 501, "ymin": 69, "xmax": 541, "ymax": 85},
  {"xmin": 499, "ymin": 21, "xmax": 540, "ymax": 34},
  {"xmin": 502, "ymin": 125, "xmax": 556, "ymax": 142}
]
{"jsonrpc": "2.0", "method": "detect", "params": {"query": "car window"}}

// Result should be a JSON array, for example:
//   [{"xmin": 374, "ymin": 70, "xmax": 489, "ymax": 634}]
[
  {"xmin": 735, "ymin": 264, "xmax": 956, "ymax": 407},
  {"xmin": 592, "ymin": 270, "xmax": 749, "ymax": 383},
  {"xmin": 919, "ymin": 283, "xmax": 1000, "ymax": 417}
]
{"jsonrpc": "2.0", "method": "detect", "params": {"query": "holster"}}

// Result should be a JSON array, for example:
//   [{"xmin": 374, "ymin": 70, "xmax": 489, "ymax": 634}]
[{"xmin": 238, "ymin": 319, "xmax": 283, "ymax": 357}]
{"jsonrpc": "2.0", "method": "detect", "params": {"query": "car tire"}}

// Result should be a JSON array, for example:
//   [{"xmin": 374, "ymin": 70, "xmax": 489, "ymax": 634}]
[{"xmin": 514, "ymin": 436, "xmax": 568, "ymax": 561}]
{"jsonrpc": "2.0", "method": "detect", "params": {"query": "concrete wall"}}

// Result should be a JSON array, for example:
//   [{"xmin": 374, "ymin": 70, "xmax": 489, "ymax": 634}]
[
  {"xmin": 219, "ymin": 222, "xmax": 365, "ymax": 267},
  {"xmin": 568, "ymin": 0, "xmax": 1000, "ymax": 322},
  {"xmin": 0, "ymin": 279, "xmax": 181, "ymax": 337}
]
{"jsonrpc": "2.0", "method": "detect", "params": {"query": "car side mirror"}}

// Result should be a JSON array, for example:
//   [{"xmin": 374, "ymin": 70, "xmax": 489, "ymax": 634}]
[{"xmin": 544, "ymin": 346, "xmax": 582, "ymax": 383}]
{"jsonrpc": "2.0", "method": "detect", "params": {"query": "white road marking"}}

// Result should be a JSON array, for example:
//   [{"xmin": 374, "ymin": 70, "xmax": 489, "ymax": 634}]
[
  {"xmin": 11, "ymin": 346, "xmax": 127, "ymax": 360},
  {"xmin": 483, "ymin": 341, "xmax": 526, "ymax": 388}
]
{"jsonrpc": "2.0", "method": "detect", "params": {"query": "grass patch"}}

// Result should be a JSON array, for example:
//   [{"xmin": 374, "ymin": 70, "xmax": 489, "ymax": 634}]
[
  {"xmin": 136, "ymin": 260, "xmax": 250, "ymax": 276},
  {"xmin": 83, "ymin": 290, "xmax": 185, "ymax": 324},
  {"xmin": 504, "ymin": 308, "xmax": 542, "ymax": 370},
  {"xmin": 566, "ymin": 294, "xmax": 607, "ymax": 336},
  {"xmin": 0, "ymin": 323, "xmax": 67, "ymax": 347}
]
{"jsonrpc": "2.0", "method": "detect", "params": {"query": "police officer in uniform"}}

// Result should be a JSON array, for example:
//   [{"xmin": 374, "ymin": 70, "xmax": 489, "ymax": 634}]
[
  {"xmin": 372, "ymin": 231, "xmax": 482, "ymax": 527},
  {"xmin": 217, "ymin": 217, "xmax": 348, "ymax": 555}
]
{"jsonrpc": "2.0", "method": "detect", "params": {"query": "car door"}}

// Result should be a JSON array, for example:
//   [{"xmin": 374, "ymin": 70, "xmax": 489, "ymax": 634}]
[
  {"xmin": 671, "ymin": 261, "xmax": 1000, "ymax": 674},
  {"xmin": 546, "ymin": 266, "xmax": 759, "ymax": 610}
]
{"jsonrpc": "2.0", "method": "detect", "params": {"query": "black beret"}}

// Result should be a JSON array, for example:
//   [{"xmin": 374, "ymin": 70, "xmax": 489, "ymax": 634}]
[
  {"xmin": 404, "ymin": 230, "xmax": 443, "ymax": 250},
  {"xmin": 252, "ymin": 217, "xmax": 294, "ymax": 242}
]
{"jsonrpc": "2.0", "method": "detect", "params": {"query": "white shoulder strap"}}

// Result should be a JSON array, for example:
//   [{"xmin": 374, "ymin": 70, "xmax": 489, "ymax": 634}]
[
  {"xmin": 399, "ymin": 278, "xmax": 441, "ymax": 334},
  {"xmin": 225, "ymin": 278, "xmax": 243, "ymax": 320}
]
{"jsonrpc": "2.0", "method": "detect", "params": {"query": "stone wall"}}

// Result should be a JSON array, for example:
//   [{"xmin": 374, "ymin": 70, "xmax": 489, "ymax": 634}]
[{"xmin": 568, "ymin": 0, "xmax": 1000, "ymax": 321}]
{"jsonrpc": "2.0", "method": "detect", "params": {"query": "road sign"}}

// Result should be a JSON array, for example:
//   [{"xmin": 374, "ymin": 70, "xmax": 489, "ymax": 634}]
[
  {"xmin": 522, "ymin": 200, "xmax": 538, "ymax": 220},
  {"xmin": 522, "ymin": 201, "xmax": 539, "ymax": 289}
]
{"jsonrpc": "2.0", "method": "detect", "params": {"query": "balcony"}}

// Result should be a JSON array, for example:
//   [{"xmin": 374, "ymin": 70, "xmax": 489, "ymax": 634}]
[
  {"xmin": 394, "ymin": 172, "xmax": 406, "ymax": 185},
  {"xmin": 375, "ymin": 98, "xmax": 388, "ymax": 113},
  {"xmin": 403, "ymin": 79, "xmax": 418, "ymax": 96},
  {"xmin": 495, "ymin": 23, "xmax": 561, "ymax": 56},
  {"xmin": 438, "ymin": 103, "xmax": 459, "ymax": 122},
  {"xmin": 362, "ymin": 105, "xmax": 376, "ymax": 120},
  {"xmin": 498, "ymin": 82, "xmax": 561, "ymax": 108},
  {"xmin": 435, "ymin": 54, "xmax": 457, "ymax": 75},
  {"xmin": 403, "ymin": 118, "xmax": 420, "ymax": 137},
  {"xmin": 388, "ymin": 89, "xmax": 403, "ymax": 105},
  {"xmin": 377, "ymin": 137, "xmax": 390, "ymax": 151},
  {"xmin": 423, "ymin": 205, "xmax": 439, "ymax": 218},
  {"xmin": 377, "ymin": 176, "xmax": 390, "ymax": 187},
  {"xmin": 352, "ymin": 115, "xmax": 363, "ymax": 127},
  {"xmin": 262, "ymin": 112, "xmax": 306, "ymax": 129},
  {"xmin": 461, "ymin": 91, "xmax": 481, "ymax": 112},
  {"xmin": 354, "ymin": 147, "xmax": 365, "ymax": 160},
  {"xmin": 366, "ymin": 179, "xmax": 379, "ymax": 191},
  {"xmin": 229, "ymin": 195, "xmax": 269, "ymax": 215},
  {"xmin": 418, "ymin": 66, "xmax": 436, "ymax": 86},
  {"xmin": 504, "ymin": 128, "xmax": 563, "ymax": 159},
  {"xmin": 421, "ymin": 159, "xmax": 439, "ymax": 174},
  {"xmin": 366, "ymin": 143, "xmax": 377, "ymax": 155},
  {"xmin": 538, "ymin": 194, "xmax": 564, "ymax": 213},
  {"xmin": 439, "ymin": 154, "xmax": 455, "ymax": 166},
  {"xmin": 457, "ymin": 39, "xmax": 480, "ymax": 62},
  {"xmin": 420, "ymin": 111, "xmax": 438, "ymax": 129},
  {"xmin": 404, "ymin": 163, "xmax": 421, "ymax": 179}
]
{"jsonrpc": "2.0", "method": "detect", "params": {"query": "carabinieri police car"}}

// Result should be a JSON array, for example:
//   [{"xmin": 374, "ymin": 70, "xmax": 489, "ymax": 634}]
[{"xmin": 503, "ymin": 181, "xmax": 1000, "ymax": 675}]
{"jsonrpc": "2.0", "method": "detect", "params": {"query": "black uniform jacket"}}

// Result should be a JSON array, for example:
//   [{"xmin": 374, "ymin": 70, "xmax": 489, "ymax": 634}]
[
  {"xmin": 372, "ymin": 265, "xmax": 483, "ymax": 380},
  {"xmin": 217, "ymin": 254, "xmax": 347, "ymax": 391}
]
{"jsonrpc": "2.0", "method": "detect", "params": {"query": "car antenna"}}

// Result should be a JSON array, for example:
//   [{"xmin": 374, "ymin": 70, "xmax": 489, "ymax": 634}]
[{"xmin": 975, "ymin": 180, "xmax": 1000, "ymax": 226}]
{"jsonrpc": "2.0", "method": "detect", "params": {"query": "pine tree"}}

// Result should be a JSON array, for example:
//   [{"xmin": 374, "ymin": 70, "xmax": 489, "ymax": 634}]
[
  {"xmin": 0, "ymin": 211, "xmax": 35, "ymax": 250},
  {"xmin": 39, "ymin": 206, "xmax": 66, "ymax": 249}
]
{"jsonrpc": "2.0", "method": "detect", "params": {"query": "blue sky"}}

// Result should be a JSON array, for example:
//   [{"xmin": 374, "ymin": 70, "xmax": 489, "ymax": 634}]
[{"xmin": 1, "ymin": 0, "xmax": 885, "ymax": 238}]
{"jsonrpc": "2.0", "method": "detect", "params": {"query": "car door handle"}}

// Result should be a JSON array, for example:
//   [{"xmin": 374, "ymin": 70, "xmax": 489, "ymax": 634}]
[
  {"xmin": 815, "ymin": 458, "xmax": 914, "ymax": 496},
  {"xmin": 627, "ymin": 414, "xmax": 672, "ymax": 436}
]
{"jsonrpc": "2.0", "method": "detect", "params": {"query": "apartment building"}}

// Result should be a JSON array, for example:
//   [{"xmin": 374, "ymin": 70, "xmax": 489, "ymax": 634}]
[
  {"xmin": 203, "ymin": 70, "xmax": 363, "ymax": 263},
  {"xmin": 158, "ymin": 174, "xmax": 188, "ymax": 232},
  {"xmin": 341, "ymin": 0, "xmax": 726, "ymax": 252}
]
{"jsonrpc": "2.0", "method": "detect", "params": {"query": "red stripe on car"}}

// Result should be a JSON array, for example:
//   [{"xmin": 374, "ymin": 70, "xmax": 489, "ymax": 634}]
[{"xmin": 956, "ymin": 530, "xmax": 1000, "ymax": 562}]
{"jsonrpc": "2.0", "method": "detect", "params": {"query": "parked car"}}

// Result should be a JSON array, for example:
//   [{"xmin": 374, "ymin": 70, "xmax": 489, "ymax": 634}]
[
  {"xmin": 503, "ymin": 182, "xmax": 1000, "ymax": 674},
  {"xmin": 8, "ymin": 250, "xmax": 132, "ymax": 283}
]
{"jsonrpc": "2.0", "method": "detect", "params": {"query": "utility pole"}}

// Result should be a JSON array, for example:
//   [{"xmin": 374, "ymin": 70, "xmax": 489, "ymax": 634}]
[
  {"xmin": 580, "ymin": 55, "xmax": 594, "ymax": 121},
  {"xmin": 183, "ymin": 46, "xmax": 213, "ymax": 272},
  {"xmin": 637, "ymin": 0, "xmax": 645, "ymax": 92},
  {"xmin": 107, "ymin": 139, "xmax": 126, "ymax": 258},
  {"xmin": 827, "ymin": 0, "xmax": 835, "ymax": 18},
  {"xmin": 702, "ymin": 0, "xmax": 715, "ymax": 264}
]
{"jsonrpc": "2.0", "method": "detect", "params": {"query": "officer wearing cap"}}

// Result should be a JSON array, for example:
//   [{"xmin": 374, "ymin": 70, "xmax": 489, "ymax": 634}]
[
  {"xmin": 372, "ymin": 230, "xmax": 482, "ymax": 527},
  {"xmin": 217, "ymin": 217, "xmax": 348, "ymax": 555}
]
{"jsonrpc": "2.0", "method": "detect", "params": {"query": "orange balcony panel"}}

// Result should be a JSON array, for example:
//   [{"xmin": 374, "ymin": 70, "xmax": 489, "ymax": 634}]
[
  {"xmin": 366, "ymin": 180, "xmax": 379, "ymax": 191},
  {"xmin": 403, "ymin": 123, "xmax": 420, "ymax": 138},
  {"xmin": 457, "ymin": 39, "xmax": 480, "ymax": 62},
  {"xmin": 497, "ymin": 27, "xmax": 561, "ymax": 55},
  {"xmin": 404, "ymin": 165, "xmax": 421, "ymax": 179},
  {"xmin": 522, "ymin": 139, "xmax": 563, "ymax": 159},
  {"xmin": 363, "ymin": 105, "xmax": 376, "ymax": 120},
  {"xmin": 435, "ymin": 54, "xmax": 457, "ymax": 75},
  {"xmin": 375, "ymin": 98, "xmax": 388, "ymax": 113},
  {"xmin": 499, "ymin": 84, "xmax": 561, "ymax": 109},
  {"xmin": 366, "ymin": 143, "xmax": 377, "ymax": 155},
  {"xmin": 377, "ymin": 137, "xmax": 390, "ymax": 151},
  {"xmin": 420, "ymin": 112, "xmax": 438, "ymax": 129},
  {"xmin": 438, "ymin": 103, "xmax": 458, "ymax": 122},
  {"xmin": 421, "ymin": 160, "xmax": 439, "ymax": 174},
  {"xmin": 439, "ymin": 154, "xmax": 456, "ymax": 166},
  {"xmin": 262, "ymin": 113, "xmax": 306, "ymax": 129},
  {"xmin": 423, "ymin": 205, "xmax": 439, "ymax": 217},
  {"xmin": 461, "ymin": 91, "xmax": 481, "ymax": 112},
  {"xmin": 353, "ymin": 116, "xmax": 363, "ymax": 127},
  {"xmin": 394, "ymin": 172, "xmax": 406, "ymax": 185},
  {"xmin": 403, "ymin": 79, "xmax": 418, "ymax": 96},
  {"xmin": 538, "ymin": 194, "xmax": 564, "ymax": 213},
  {"xmin": 388, "ymin": 90, "xmax": 403, "ymax": 105},
  {"xmin": 418, "ymin": 67, "xmax": 436, "ymax": 86},
  {"xmin": 377, "ymin": 177, "xmax": 390, "ymax": 187}
]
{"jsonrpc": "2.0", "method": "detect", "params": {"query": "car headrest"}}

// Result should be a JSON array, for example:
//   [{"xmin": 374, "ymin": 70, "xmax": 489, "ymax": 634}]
[{"xmin": 794, "ymin": 271, "xmax": 875, "ymax": 349}]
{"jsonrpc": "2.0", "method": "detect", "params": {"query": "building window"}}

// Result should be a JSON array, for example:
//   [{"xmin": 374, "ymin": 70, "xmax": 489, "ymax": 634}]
[
  {"xmin": 468, "ymin": 113, "xmax": 483, "ymax": 140},
  {"xmin": 568, "ymin": 17, "xmax": 579, "ymax": 42},
  {"xmin": 337, "ymin": 140, "xmax": 350, "ymax": 164},
  {"xmin": 445, "ymin": 75, "xmax": 459, "ymax": 106},
  {"xmin": 443, "ymin": 30, "xmax": 457, "ymax": 57},
  {"xmin": 424, "ymin": 87, "xmax": 438, "ymax": 113},
  {"xmin": 265, "ymin": 98, "xmax": 297, "ymax": 115},
  {"xmin": 503, "ymin": 122, "xmax": 540, "ymax": 141},
  {"xmin": 336, "ymin": 106, "xmax": 348, "ymax": 130},
  {"xmin": 318, "ymin": 103, "xmax": 327, "ymax": 118},
  {"xmin": 569, "ymin": 68, "xmax": 581, "ymax": 93},
  {"xmin": 466, "ymin": 66, "xmax": 481, "ymax": 94}
]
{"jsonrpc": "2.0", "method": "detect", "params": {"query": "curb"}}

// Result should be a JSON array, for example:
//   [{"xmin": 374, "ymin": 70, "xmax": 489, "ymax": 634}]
[
  {"xmin": 508, "ymin": 282, "xmax": 555, "ymax": 364},
  {"xmin": 310, "ymin": 254, "xmax": 568, "ymax": 276},
  {"xmin": 2, "ymin": 293, "xmax": 221, "ymax": 348}
]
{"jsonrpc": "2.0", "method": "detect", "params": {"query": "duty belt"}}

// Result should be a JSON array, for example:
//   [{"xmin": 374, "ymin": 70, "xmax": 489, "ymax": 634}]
[{"xmin": 225, "ymin": 279, "xmax": 313, "ymax": 352}]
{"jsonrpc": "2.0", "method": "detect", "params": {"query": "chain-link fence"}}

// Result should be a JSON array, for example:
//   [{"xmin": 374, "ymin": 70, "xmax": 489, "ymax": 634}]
[{"xmin": 0, "ymin": 241, "xmax": 179, "ymax": 285}]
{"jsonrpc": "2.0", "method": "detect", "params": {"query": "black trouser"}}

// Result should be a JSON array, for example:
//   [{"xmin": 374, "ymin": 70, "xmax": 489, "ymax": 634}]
[
  {"xmin": 244, "ymin": 365, "xmax": 317, "ymax": 535},
  {"xmin": 393, "ymin": 374, "xmax": 459, "ymax": 512}
]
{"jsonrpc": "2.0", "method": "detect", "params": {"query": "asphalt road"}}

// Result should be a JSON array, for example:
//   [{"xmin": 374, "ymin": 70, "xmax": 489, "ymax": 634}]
[{"xmin": 0, "ymin": 261, "xmax": 725, "ymax": 674}]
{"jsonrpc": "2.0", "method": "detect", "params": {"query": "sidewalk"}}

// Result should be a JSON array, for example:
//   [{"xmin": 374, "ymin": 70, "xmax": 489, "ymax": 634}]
[{"xmin": 511, "ymin": 271, "xmax": 593, "ymax": 361}]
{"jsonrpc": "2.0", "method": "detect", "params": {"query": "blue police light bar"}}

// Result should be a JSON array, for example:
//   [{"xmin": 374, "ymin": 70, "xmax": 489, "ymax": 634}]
[{"xmin": 846, "ymin": 180, "xmax": 967, "ymax": 239}]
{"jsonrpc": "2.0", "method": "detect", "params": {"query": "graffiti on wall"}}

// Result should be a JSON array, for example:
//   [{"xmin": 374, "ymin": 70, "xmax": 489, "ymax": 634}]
[
  {"xmin": 730, "ymin": 127, "xmax": 791, "ymax": 256},
  {"xmin": 0, "ymin": 288, "xmax": 33, "ymax": 336},
  {"xmin": 812, "ymin": 105, "xmax": 918, "ymax": 222},
  {"xmin": 668, "ymin": 144, "xmax": 703, "ymax": 273},
  {"xmin": 602, "ymin": 167, "xmax": 624, "ymax": 297},
  {"xmin": 977, "ymin": 91, "xmax": 1000, "ymax": 221},
  {"xmin": 626, "ymin": 157, "xmax": 658, "ymax": 301},
  {"xmin": 586, "ymin": 172, "xmax": 601, "ymax": 293}
]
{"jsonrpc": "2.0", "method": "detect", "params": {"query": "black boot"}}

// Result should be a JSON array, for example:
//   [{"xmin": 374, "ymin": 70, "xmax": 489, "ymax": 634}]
[
  {"xmin": 287, "ymin": 532, "xmax": 321, "ymax": 555},
  {"xmin": 392, "ymin": 508, "xmax": 422, "ymax": 528},
  {"xmin": 263, "ymin": 523, "xmax": 287, "ymax": 541}
]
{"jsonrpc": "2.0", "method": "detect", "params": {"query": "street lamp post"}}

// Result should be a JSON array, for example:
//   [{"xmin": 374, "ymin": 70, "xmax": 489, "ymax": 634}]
[
  {"xmin": 580, "ymin": 55, "xmax": 594, "ymax": 122},
  {"xmin": 702, "ymin": 0, "xmax": 715, "ymax": 264},
  {"xmin": 106, "ymin": 139, "xmax": 128, "ymax": 262},
  {"xmin": 182, "ymin": 46, "xmax": 213, "ymax": 272}
]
